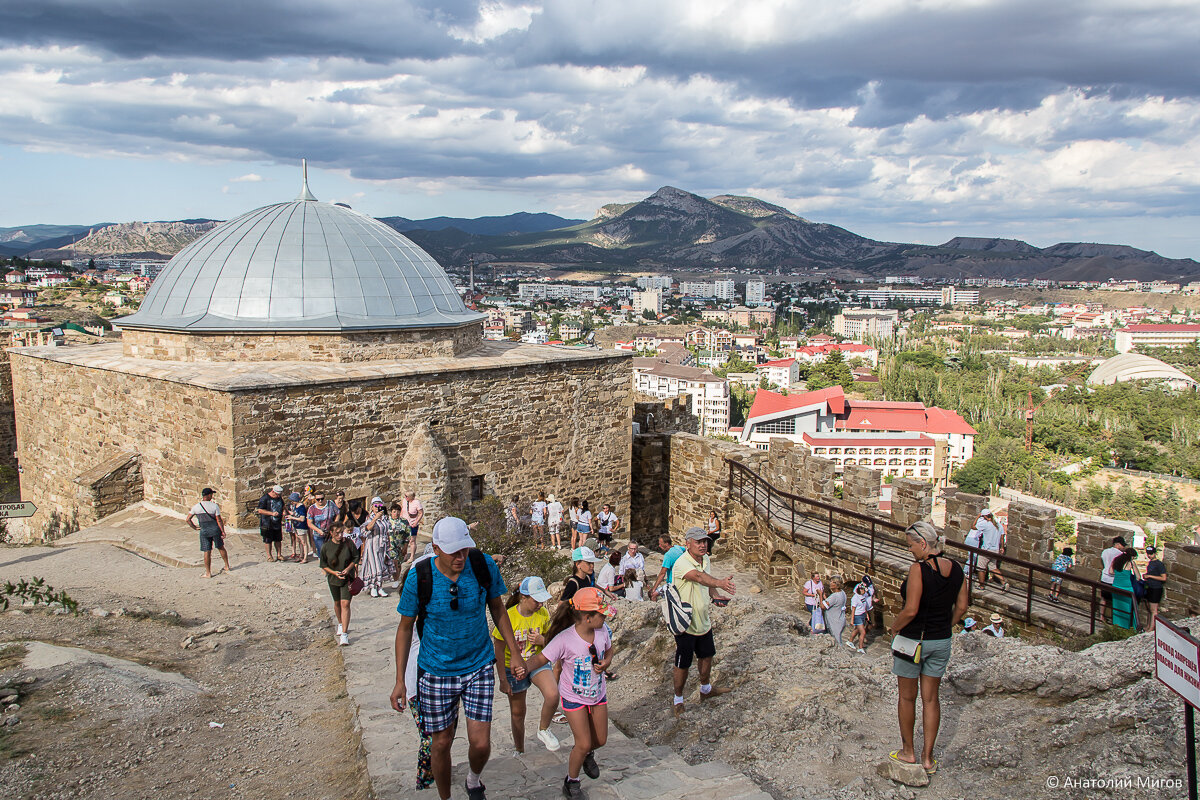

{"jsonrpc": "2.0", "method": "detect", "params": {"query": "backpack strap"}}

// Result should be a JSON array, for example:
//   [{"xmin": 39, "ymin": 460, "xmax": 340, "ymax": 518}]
[
  {"xmin": 468, "ymin": 548, "xmax": 492, "ymax": 595},
  {"xmin": 415, "ymin": 558, "xmax": 434, "ymax": 638}
]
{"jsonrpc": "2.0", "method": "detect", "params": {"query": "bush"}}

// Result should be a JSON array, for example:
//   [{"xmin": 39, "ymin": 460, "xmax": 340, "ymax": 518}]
[{"xmin": 450, "ymin": 495, "xmax": 572, "ymax": 590}]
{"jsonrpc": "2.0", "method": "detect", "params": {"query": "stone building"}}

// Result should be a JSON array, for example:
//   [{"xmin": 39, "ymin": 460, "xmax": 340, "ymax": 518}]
[{"xmin": 10, "ymin": 177, "xmax": 632, "ymax": 537}]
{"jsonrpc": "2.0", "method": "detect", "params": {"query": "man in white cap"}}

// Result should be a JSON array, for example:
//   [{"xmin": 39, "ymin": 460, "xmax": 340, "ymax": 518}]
[
  {"xmin": 671, "ymin": 527, "xmax": 735, "ymax": 717},
  {"xmin": 390, "ymin": 517, "xmax": 524, "ymax": 800},
  {"xmin": 972, "ymin": 509, "xmax": 1009, "ymax": 592},
  {"xmin": 255, "ymin": 484, "xmax": 285, "ymax": 562}
]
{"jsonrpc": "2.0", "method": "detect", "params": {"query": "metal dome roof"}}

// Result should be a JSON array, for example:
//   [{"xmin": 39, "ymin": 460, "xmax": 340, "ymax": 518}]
[
  {"xmin": 1087, "ymin": 353, "xmax": 1198, "ymax": 387},
  {"xmin": 117, "ymin": 177, "xmax": 482, "ymax": 333}
]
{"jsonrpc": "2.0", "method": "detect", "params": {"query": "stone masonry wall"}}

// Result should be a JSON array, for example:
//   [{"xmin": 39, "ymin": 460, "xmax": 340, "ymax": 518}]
[
  {"xmin": 665, "ymin": 433, "xmax": 765, "ymax": 543},
  {"xmin": 1006, "ymin": 500, "xmax": 1056, "ymax": 566},
  {"xmin": 122, "ymin": 321, "xmax": 484, "ymax": 363},
  {"xmin": 890, "ymin": 477, "xmax": 932, "ymax": 530},
  {"xmin": 73, "ymin": 450, "xmax": 142, "ymax": 524},
  {"xmin": 633, "ymin": 396, "xmax": 698, "ymax": 435},
  {"xmin": 0, "ymin": 349, "xmax": 16, "ymax": 482},
  {"xmin": 10, "ymin": 353, "xmax": 235, "ymax": 540},
  {"xmin": 841, "ymin": 465, "xmax": 882, "ymax": 517},
  {"xmin": 1162, "ymin": 544, "xmax": 1200, "ymax": 617},
  {"xmin": 229, "ymin": 354, "xmax": 632, "ymax": 528},
  {"xmin": 630, "ymin": 433, "xmax": 670, "ymax": 545},
  {"xmin": 1075, "ymin": 520, "xmax": 1125, "ymax": 583},
  {"xmin": 944, "ymin": 491, "xmax": 988, "ymax": 543}
]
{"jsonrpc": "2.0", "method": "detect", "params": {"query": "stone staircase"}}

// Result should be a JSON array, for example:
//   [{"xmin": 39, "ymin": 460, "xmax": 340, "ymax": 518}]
[{"xmin": 340, "ymin": 589, "xmax": 773, "ymax": 800}]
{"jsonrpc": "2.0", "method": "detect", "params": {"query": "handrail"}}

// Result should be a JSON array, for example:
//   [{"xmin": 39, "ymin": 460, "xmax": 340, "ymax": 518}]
[{"xmin": 723, "ymin": 457, "xmax": 1139, "ymax": 633}]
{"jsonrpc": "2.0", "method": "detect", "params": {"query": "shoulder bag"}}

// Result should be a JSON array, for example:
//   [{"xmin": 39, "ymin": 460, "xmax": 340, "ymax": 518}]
[{"xmin": 660, "ymin": 583, "xmax": 694, "ymax": 635}]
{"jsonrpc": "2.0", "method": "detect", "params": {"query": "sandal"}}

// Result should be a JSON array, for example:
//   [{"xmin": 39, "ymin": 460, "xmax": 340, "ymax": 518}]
[
  {"xmin": 925, "ymin": 759, "xmax": 938, "ymax": 775},
  {"xmin": 552, "ymin": 712, "xmax": 567, "ymax": 725},
  {"xmin": 889, "ymin": 751, "xmax": 918, "ymax": 765}
]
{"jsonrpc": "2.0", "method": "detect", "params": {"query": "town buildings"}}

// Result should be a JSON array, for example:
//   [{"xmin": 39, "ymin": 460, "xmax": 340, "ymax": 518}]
[
  {"xmin": 1115, "ymin": 324, "xmax": 1200, "ymax": 353},
  {"xmin": 739, "ymin": 387, "xmax": 975, "ymax": 484},
  {"xmin": 518, "ymin": 282, "xmax": 603, "ymax": 302},
  {"xmin": 833, "ymin": 308, "xmax": 898, "ymax": 341},
  {"xmin": 632, "ymin": 358, "xmax": 730, "ymax": 436},
  {"xmin": 745, "ymin": 276, "xmax": 766, "ymax": 306}
]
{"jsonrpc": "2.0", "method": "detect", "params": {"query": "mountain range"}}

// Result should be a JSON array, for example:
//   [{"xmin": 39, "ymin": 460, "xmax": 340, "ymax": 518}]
[{"xmin": 4, "ymin": 187, "xmax": 1198, "ymax": 281}]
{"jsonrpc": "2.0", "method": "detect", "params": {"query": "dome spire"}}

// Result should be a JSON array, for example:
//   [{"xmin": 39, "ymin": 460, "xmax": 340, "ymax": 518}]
[{"xmin": 297, "ymin": 158, "xmax": 317, "ymax": 202}]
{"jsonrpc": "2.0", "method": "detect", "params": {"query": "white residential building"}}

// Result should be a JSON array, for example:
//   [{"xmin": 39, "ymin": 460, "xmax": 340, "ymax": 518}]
[
  {"xmin": 833, "ymin": 308, "xmax": 899, "ymax": 341},
  {"xmin": 745, "ymin": 277, "xmax": 766, "ymax": 306},
  {"xmin": 518, "ymin": 283, "xmax": 603, "ymax": 302},
  {"xmin": 632, "ymin": 289, "xmax": 663, "ymax": 316},
  {"xmin": 1115, "ymin": 324, "xmax": 1200, "ymax": 353},
  {"xmin": 755, "ymin": 358, "xmax": 801, "ymax": 390},
  {"xmin": 713, "ymin": 279, "xmax": 736, "ymax": 301},
  {"xmin": 636, "ymin": 275, "xmax": 673, "ymax": 291},
  {"xmin": 632, "ymin": 359, "xmax": 730, "ymax": 436}
]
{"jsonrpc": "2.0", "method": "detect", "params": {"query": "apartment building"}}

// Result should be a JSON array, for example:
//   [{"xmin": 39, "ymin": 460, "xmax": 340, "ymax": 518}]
[{"xmin": 632, "ymin": 358, "xmax": 730, "ymax": 436}]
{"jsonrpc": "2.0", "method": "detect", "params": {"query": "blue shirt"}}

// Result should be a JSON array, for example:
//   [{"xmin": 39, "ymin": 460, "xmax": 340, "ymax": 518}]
[
  {"xmin": 397, "ymin": 554, "xmax": 507, "ymax": 677},
  {"xmin": 662, "ymin": 545, "xmax": 686, "ymax": 583}
]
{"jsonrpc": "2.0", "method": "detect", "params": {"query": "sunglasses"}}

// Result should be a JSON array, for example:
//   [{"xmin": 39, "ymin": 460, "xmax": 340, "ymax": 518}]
[
  {"xmin": 589, "ymin": 644, "xmax": 598, "ymax": 660},
  {"xmin": 315, "ymin": 496, "xmax": 325, "ymax": 501},
  {"xmin": 448, "ymin": 583, "xmax": 459, "ymax": 611}
]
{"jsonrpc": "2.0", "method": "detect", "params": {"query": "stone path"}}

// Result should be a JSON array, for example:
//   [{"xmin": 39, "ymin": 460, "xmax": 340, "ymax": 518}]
[
  {"xmin": 337, "ymin": 587, "xmax": 774, "ymax": 800},
  {"xmin": 55, "ymin": 502, "xmax": 261, "ymax": 568}
]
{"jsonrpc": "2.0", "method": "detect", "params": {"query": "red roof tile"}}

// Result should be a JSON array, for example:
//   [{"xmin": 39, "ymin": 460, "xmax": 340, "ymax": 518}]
[
  {"xmin": 747, "ymin": 387, "xmax": 846, "ymax": 419},
  {"xmin": 1123, "ymin": 324, "xmax": 1200, "ymax": 332}
]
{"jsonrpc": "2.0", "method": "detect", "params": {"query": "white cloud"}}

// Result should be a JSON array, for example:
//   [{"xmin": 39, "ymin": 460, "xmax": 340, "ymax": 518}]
[{"xmin": 230, "ymin": 173, "xmax": 263, "ymax": 182}]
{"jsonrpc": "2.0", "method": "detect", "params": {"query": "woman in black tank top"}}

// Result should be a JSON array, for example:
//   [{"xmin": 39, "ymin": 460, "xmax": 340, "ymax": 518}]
[{"xmin": 886, "ymin": 521, "xmax": 969, "ymax": 776}]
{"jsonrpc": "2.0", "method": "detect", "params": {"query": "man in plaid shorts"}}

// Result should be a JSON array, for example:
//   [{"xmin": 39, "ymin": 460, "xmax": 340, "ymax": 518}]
[{"xmin": 391, "ymin": 517, "xmax": 526, "ymax": 800}]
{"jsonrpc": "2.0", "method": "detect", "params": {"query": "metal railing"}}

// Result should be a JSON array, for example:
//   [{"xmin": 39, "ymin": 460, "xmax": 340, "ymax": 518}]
[{"xmin": 725, "ymin": 458, "xmax": 1140, "ymax": 635}]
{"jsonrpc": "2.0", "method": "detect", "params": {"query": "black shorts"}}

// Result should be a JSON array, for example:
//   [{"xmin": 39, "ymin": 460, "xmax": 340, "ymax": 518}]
[
  {"xmin": 329, "ymin": 582, "xmax": 352, "ymax": 603},
  {"xmin": 261, "ymin": 528, "xmax": 282, "ymax": 543},
  {"xmin": 674, "ymin": 629, "xmax": 716, "ymax": 670},
  {"xmin": 1101, "ymin": 587, "xmax": 1113, "ymax": 604},
  {"xmin": 1145, "ymin": 585, "xmax": 1165, "ymax": 604}
]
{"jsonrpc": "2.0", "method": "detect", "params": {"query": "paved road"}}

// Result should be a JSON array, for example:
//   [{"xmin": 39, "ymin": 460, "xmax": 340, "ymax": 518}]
[{"xmin": 337, "ymin": 585, "xmax": 774, "ymax": 800}]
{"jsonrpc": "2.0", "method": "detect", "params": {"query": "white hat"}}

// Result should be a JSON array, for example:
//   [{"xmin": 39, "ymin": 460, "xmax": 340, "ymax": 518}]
[
  {"xmin": 572, "ymin": 546, "xmax": 603, "ymax": 564},
  {"xmin": 980, "ymin": 508, "xmax": 993, "ymax": 516},
  {"xmin": 519, "ymin": 576, "xmax": 553, "ymax": 602},
  {"xmin": 432, "ymin": 517, "xmax": 476, "ymax": 553},
  {"xmin": 548, "ymin": 493, "xmax": 556, "ymax": 503},
  {"xmin": 370, "ymin": 496, "xmax": 384, "ymax": 505},
  {"xmin": 271, "ymin": 485, "xmax": 284, "ymax": 494}
]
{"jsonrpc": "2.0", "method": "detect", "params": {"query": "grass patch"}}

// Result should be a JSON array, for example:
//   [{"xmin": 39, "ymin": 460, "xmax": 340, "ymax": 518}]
[
  {"xmin": 0, "ymin": 643, "xmax": 27, "ymax": 670},
  {"xmin": 35, "ymin": 705, "xmax": 74, "ymax": 722}
]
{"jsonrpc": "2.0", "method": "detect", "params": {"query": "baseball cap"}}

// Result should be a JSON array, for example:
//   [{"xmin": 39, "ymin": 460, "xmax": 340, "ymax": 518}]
[
  {"xmin": 572, "ymin": 546, "xmax": 603, "ymax": 563},
  {"xmin": 980, "ymin": 508, "xmax": 993, "ymax": 516},
  {"xmin": 570, "ymin": 587, "xmax": 615, "ymax": 617},
  {"xmin": 288, "ymin": 491, "xmax": 301, "ymax": 502},
  {"xmin": 201, "ymin": 487, "xmax": 214, "ymax": 496},
  {"xmin": 519, "ymin": 576, "xmax": 553, "ymax": 602},
  {"xmin": 432, "ymin": 517, "xmax": 476, "ymax": 553},
  {"xmin": 1146, "ymin": 545, "xmax": 1158, "ymax": 555},
  {"xmin": 271, "ymin": 484, "xmax": 284, "ymax": 494},
  {"xmin": 684, "ymin": 527, "xmax": 711, "ymax": 541}
]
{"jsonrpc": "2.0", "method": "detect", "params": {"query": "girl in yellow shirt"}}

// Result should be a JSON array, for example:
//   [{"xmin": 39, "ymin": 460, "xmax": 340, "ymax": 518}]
[{"xmin": 493, "ymin": 576, "xmax": 562, "ymax": 754}]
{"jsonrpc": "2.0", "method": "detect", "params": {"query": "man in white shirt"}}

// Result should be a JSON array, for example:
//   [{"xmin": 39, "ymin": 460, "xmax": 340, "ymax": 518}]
[
  {"xmin": 1100, "ymin": 536, "xmax": 1127, "ymax": 622},
  {"xmin": 595, "ymin": 504, "xmax": 619, "ymax": 552},
  {"xmin": 546, "ymin": 494, "xmax": 564, "ymax": 549},
  {"xmin": 619, "ymin": 540, "xmax": 645, "ymax": 581},
  {"xmin": 973, "ymin": 509, "xmax": 1009, "ymax": 591},
  {"xmin": 186, "ymin": 487, "xmax": 230, "ymax": 578}
]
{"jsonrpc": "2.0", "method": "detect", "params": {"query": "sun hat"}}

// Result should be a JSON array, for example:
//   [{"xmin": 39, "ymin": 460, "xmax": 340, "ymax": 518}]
[
  {"xmin": 432, "ymin": 517, "xmax": 476, "ymax": 553},
  {"xmin": 519, "ymin": 576, "xmax": 553, "ymax": 602},
  {"xmin": 288, "ymin": 491, "xmax": 301, "ymax": 502},
  {"xmin": 684, "ymin": 526, "xmax": 711, "ymax": 541},
  {"xmin": 570, "ymin": 587, "xmax": 616, "ymax": 617},
  {"xmin": 572, "ymin": 546, "xmax": 603, "ymax": 564},
  {"xmin": 990, "ymin": 613, "xmax": 1003, "ymax": 624},
  {"xmin": 963, "ymin": 617, "xmax": 977, "ymax": 628},
  {"xmin": 548, "ymin": 493, "xmax": 556, "ymax": 503},
  {"xmin": 370, "ymin": 496, "xmax": 385, "ymax": 506}
]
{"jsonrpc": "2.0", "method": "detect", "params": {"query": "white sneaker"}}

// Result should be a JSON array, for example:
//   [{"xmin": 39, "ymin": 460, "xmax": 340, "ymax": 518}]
[
  {"xmin": 856, "ymin": 647, "xmax": 865, "ymax": 654},
  {"xmin": 336, "ymin": 623, "xmax": 344, "ymax": 636},
  {"xmin": 338, "ymin": 633, "xmax": 350, "ymax": 646},
  {"xmin": 377, "ymin": 587, "xmax": 389, "ymax": 597},
  {"xmin": 369, "ymin": 587, "xmax": 379, "ymax": 597},
  {"xmin": 537, "ymin": 727, "xmax": 561, "ymax": 752},
  {"xmin": 844, "ymin": 641, "xmax": 855, "ymax": 649}
]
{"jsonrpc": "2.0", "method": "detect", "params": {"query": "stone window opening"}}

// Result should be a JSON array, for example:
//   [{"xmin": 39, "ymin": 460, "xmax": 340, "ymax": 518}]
[{"xmin": 470, "ymin": 475, "xmax": 484, "ymax": 503}]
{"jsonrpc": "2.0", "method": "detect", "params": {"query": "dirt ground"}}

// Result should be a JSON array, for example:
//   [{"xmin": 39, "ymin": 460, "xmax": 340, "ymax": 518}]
[{"xmin": 0, "ymin": 542, "xmax": 370, "ymax": 800}]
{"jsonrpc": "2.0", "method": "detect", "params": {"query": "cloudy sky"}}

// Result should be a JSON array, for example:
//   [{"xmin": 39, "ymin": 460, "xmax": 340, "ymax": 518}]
[{"xmin": 3, "ymin": 0, "xmax": 1200, "ymax": 257}]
